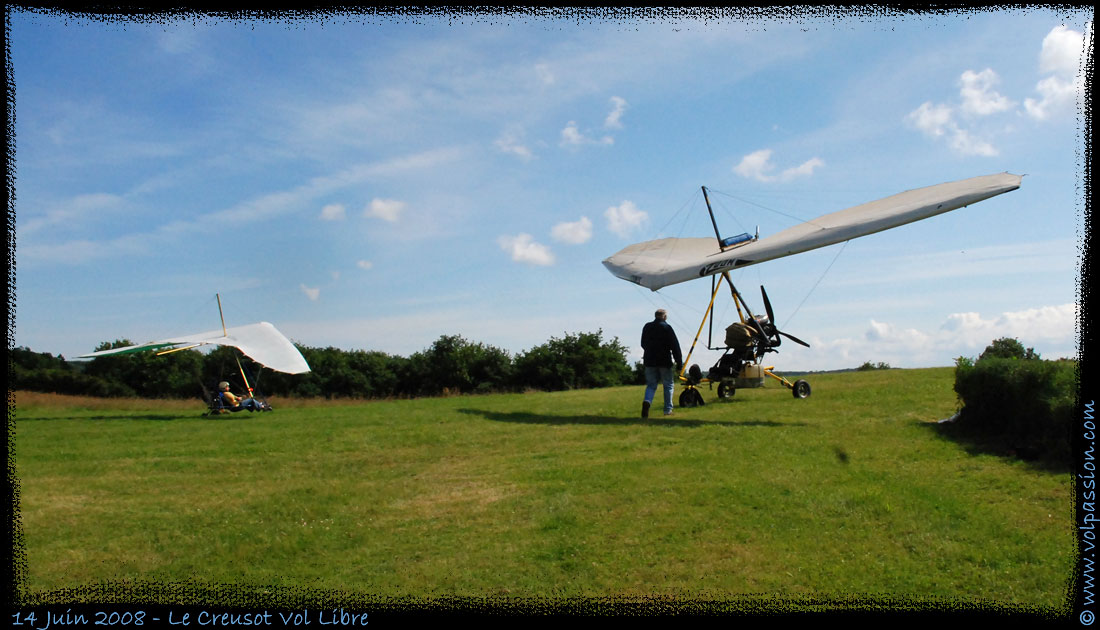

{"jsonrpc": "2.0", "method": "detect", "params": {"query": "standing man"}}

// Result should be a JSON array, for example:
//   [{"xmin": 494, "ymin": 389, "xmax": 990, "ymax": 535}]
[{"xmin": 641, "ymin": 308, "xmax": 683, "ymax": 418}]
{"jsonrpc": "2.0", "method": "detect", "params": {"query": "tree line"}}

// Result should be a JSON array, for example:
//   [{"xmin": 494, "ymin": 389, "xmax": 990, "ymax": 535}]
[{"xmin": 11, "ymin": 330, "xmax": 646, "ymax": 400}]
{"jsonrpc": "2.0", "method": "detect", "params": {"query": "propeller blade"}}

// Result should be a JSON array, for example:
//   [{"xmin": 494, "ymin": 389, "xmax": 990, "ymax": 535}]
[
  {"xmin": 746, "ymin": 314, "xmax": 768, "ymax": 340},
  {"xmin": 779, "ymin": 330, "xmax": 811, "ymax": 348},
  {"xmin": 760, "ymin": 285, "xmax": 775, "ymax": 325}
]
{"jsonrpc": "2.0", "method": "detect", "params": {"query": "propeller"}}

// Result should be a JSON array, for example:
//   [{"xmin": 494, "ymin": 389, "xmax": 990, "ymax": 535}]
[{"xmin": 759, "ymin": 286, "xmax": 811, "ymax": 348}]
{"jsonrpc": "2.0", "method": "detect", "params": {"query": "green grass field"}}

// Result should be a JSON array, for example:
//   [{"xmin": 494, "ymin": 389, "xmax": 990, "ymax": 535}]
[{"xmin": 11, "ymin": 368, "xmax": 1075, "ymax": 613}]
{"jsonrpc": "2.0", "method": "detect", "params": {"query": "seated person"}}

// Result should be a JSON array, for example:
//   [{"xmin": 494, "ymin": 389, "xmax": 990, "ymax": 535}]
[{"xmin": 217, "ymin": 381, "xmax": 269, "ymax": 412}]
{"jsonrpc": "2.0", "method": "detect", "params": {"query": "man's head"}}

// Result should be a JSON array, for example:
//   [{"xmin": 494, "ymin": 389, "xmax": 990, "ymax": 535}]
[
  {"xmin": 655, "ymin": 309, "xmax": 667, "ymax": 321},
  {"xmin": 218, "ymin": 381, "xmax": 230, "ymax": 391}
]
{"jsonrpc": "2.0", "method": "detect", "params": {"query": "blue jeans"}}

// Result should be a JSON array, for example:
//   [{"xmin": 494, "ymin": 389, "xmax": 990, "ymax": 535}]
[
  {"xmin": 223, "ymin": 396, "xmax": 264, "ymax": 412},
  {"xmin": 644, "ymin": 366, "xmax": 675, "ymax": 414},
  {"xmin": 237, "ymin": 398, "xmax": 264, "ymax": 411}
]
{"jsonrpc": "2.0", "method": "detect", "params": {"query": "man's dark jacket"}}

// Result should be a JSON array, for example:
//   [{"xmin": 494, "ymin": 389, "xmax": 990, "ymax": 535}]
[{"xmin": 641, "ymin": 319, "xmax": 683, "ymax": 368}]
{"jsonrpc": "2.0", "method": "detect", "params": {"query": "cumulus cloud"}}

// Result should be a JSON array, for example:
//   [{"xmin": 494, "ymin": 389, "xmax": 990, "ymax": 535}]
[
  {"xmin": 959, "ymin": 69, "xmax": 1014, "ymax": 116},
  {"xmin": 604, "ymin": 201, "xmax": 647, "ymax": 238},
  {"xmin": 604, "ymin": 96, "xmax": 628, "ymax": 129},
  {"xmin": 300, "ymin": 284, "xmax": 320, "ymax": 301},
  {"xmin": 364, "ymin": 198, "xmax": 407, "ymax": 222},
  {"xmin": 732, "ymin": 149, "xmax": 825, "ymax": 183},
  {"xmin": 909, "ymin": 23, "xmax": 1090, "ymax": 152},
  {"xmin": 939, "ymin": 303, "xmax": 1078, "ymax": 345},
  {"xmin": 906, "ymin": 100, "xmax": 998, "ymax": 157},
  {"xmin": 560, "ymin": 121, "xmax": 614, "ymax": 147},
  {"xmin": 320, "ymin": 203, "xmax": 346, "ymax": 221},
  {"xmin": 498, "ymin": 233, "xmax": 555, "ymax": 266},
  {"xmin": 883, "ymin": 304, "xmax": 1075, "ymax": 361},
  {"xmin": 551, "ymin": 216, "xmax": 593, "ymax": 244},
  {"xmin": 907, "ymin": 67, "xmax": 1010, "ymax": 156},
  {"xmin": 1025, "ymin": 23, "xmax": 1089, "ymax": 120},
  {"xmin": 907, "ymin": 102, "xmax": 953, "ymax": 137},
  {"xmin": 796, "ymin": 303, "xmax": 1078, "ymax": 370}
]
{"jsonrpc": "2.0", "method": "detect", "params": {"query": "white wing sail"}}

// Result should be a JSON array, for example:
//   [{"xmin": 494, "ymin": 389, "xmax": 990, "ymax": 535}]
[
  {"xmin": 79, "ymin": 322, "xmax": 311, "ymax": 374},
  {"xmin": 603, "ymin": 172, "xmax": 1022, "ymax": 291}
]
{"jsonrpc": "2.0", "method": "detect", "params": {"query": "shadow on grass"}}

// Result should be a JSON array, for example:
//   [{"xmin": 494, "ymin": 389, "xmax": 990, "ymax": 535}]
[
  {"xmin": 458, "ymin": 408, "xmax": 807, "ymax": 429},
  {"xmin": 921, "ymin": 421, "xmax": 1071, "ymax": 474}
]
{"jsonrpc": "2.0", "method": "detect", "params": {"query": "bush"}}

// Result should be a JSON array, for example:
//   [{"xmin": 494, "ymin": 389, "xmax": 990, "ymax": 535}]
[
  {"xmin": 16, "ymin": 329, "xmax": 636, "ymax": 401},
  {"xmin": 857, "ymin": 361, "xmax": 891, "ymax": 371},
  {"xmin": 512, "ymin": 330, "xmax": 633, "ymax": 391},
  {"xmin": 953, "ymin": 354, "xmax": 1074, "ymax": 463},
  {"xmin": 406, "ymin": 335, "xmax": 514, "ymax": 397}
]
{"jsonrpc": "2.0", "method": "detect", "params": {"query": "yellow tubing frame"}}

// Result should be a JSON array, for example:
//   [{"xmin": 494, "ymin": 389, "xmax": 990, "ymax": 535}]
[{"xmin": 678, "ymin": 273, "xmax": 795, "ymax": 392}]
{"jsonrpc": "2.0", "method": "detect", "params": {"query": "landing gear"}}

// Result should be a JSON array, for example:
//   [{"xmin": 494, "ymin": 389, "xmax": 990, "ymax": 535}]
[
  {"xmin": 792, "ymin": 379, "xmax": 812, "ymax": 399},
  {"xmin": 679, "ymin": 387, "xmax": 706, "ymax": 408},
  {"xmin": 717, "ymin": 381, "xmax": 736, "ymax": 399}
]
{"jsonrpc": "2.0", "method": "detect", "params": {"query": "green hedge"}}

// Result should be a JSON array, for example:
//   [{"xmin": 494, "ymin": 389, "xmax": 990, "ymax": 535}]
[
  {"xmin": 953, "ymin": 356, "xmax": 1076, "ymax": 462},
  {"xmin": 12, "ymin": 329, "xmax": 636, "ymax": 400}
]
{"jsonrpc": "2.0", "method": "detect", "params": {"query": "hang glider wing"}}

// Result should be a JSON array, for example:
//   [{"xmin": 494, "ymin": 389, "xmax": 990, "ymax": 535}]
[
  {"xmin": 79, "ymin": 322, "xmax": 311, "ymax": 374},
  {"xmin": 602, "ymin": 172, "xmax": 1022, "ymax": 291}
]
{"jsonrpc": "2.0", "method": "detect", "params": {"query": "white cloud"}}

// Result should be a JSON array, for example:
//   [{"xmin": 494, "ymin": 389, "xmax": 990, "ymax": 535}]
[
  {"xmin": 790, "ymin": 303, "xmax": 1078, "ymax": 370},
  {"xmin": 320, "ymin": 203, "xmax": 346, "ymax": 221},
  {"xmin": 495, "ymin": 130, "xmax": 534, "ymax": 161},
  {"xmin": 959, "ymin": 69, "xmax": 1013, "ymax": 116},
  {"xmin": 732, "ymin": 149, "xmax": 775, "ymax": 180},
  {"xmin": 604, "ymin": 96, "xmax": 627, "ymax": 129},
  {"xmin": 364, "ymin": 198, "xmax": 407, "ymax": 223},
  {"xmin": 1024, "ymin": 23, "xmax": 1088, "ymax": 121},
  {"xmin": 551, "ymin": 216, "xmax": 593, "ymax": 244},
  {"xmin": 782, "ymin": 157, "xmax": 825, "ymax": 180},
  {"xmin": 497, "ymin": 233, "xmax": 555, "ymax": 266},
  {"xmin": 939, "ymin": 303, "xmax": 1078, "ymax": 345},
  {"xmin": 906, "ymin": 101, "xmax": 997, "ymax": 157},
  {"xmin": 732, "ymin": 149, "xmax": 825, "ymax": 183},
  {"xmin": 907, "ymin": 66, "xmax": 1015, "ymax": 155},
  {"xmin": 357, "ymin": 260, "xmax": 374, "ymax": 270},
  {"xmin": 604, "ymin": 201, "xmax": 647, "ymax": 238},
  {"xmin": 300, "ymin": 284, "xmax": 320, "ymax": 301},
  {"xmin": 907, "ymin": 102, "xmax": 953, "ymax": 137},
  {"xmin": 560, "ymin": 121, "xmax": 614, "ymax": 147},
  {"xmin": 1038, "ymin": 24, "xmax": 1087, "ymax": 76},
  {"xmin": 947, "ymin": 127, "xmax": 997, "ymax": 157},
  {"xmin": 1024, "ymin": 75, "xmax": 1081, "ymax": 120}
]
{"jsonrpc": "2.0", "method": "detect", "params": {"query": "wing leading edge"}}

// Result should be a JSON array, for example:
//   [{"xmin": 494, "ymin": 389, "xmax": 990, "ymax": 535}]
[
  {"xmin": 603, "ymin": 172, "xmax": 1022, "ymax": 291},
  {"xmin": 79, "ymin": 322, "xmax": 311, "ymax": 375}
]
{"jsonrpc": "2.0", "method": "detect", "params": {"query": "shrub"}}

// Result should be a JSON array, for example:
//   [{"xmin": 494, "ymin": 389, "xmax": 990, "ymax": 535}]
[
  {"xmin": 953, "ymin": 355, "xmax": 1074, "ymax": 463},
  {"xmin": 512, "ymin": 330, "xmax": 633, "ymax": 391},
  {"xmin": 857, "ymin": 361, "xmax": 891, "ymax": 371}
]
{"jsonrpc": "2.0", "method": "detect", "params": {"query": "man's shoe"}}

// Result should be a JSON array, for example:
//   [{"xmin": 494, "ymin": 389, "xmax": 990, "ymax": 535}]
[
  {"xmin": 664, "ymin": 410, "xmax": 674, "ymax": 417},
  {"xmin": 641, "ymin": 401, "xmax": 650, "ymax": 418}
]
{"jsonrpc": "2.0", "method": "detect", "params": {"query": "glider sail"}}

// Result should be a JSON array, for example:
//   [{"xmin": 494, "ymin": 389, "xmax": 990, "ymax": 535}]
[
  {"xmin": 602, "ymin": 172, "xmax": 1022, "ymax": 291},
  {"xmin": 79, "ymin": 321, "xmax": 311, "ymax": 374}
]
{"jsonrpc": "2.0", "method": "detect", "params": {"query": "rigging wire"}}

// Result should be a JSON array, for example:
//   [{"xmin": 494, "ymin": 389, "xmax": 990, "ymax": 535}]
[
  {"xmin": 707, "ymin": 187, "xmax": 827, "ymax": 230},
  {"xmin": 781, "ymin": 240, "xmax": 849, "ymax": 329},
  {"xmin": 618, "ymin": 189, "xmax": 706, "ymax": 277}
]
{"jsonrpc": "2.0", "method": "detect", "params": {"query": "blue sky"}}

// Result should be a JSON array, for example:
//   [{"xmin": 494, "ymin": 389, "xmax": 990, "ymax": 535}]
[{"xmin": 11, "ymin": 8, "xmax": 1089, "ymax": 372}]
